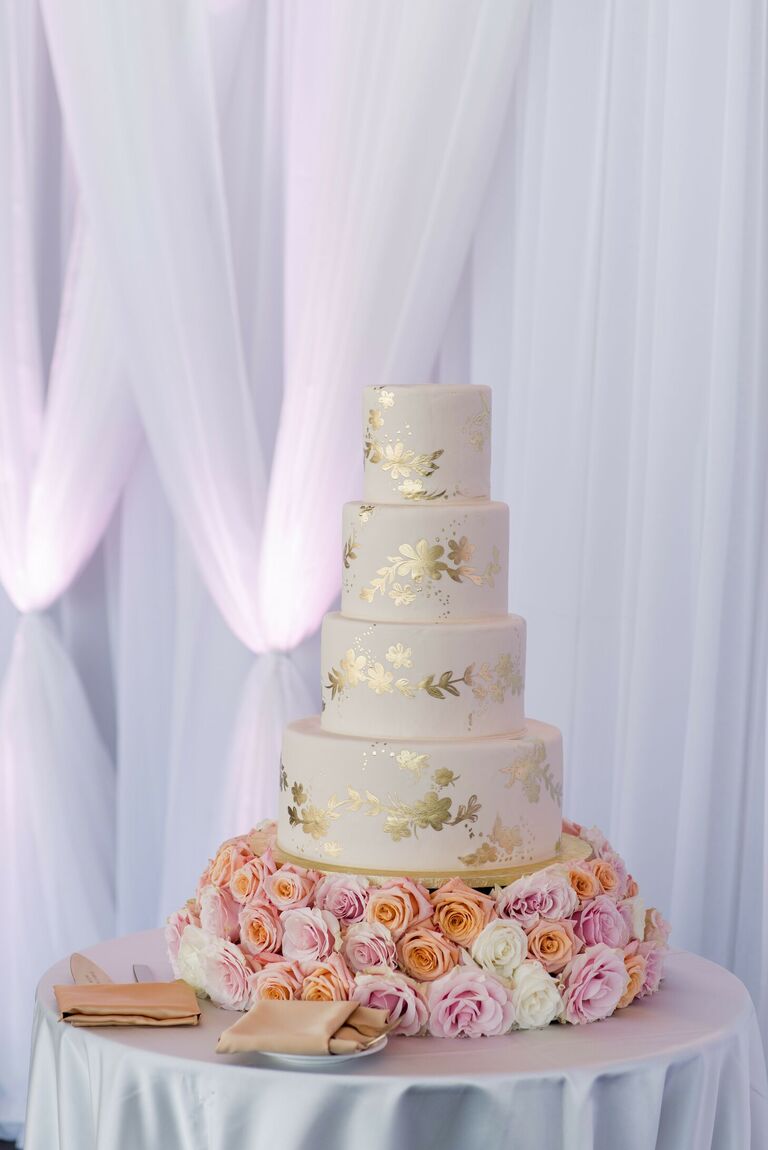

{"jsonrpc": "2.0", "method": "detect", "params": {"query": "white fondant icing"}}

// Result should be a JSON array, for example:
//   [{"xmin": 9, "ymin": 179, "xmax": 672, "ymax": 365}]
[
  {"xmin": 363, "ymin": 384, "xmax": 491, "ymax": 503},
  {"xmin": 278, "ymin": 717, "xmax": 563, "ymax": 877},
  {"xmin": 341, "ymin": 500, "xmax": 509, "ymax": 622},
  {"xmin": 320, "ymin": 612, "xmax": 526, "ymax": 739}
]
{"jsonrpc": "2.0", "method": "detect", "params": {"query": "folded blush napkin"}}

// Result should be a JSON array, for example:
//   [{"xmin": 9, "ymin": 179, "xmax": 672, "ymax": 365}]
[
  {"xmin": 54, "ymin": 980, "xmax": 201, "ymax": 1027},
  {"xmin": 216, "ymin": 1000, "xmax": 390, "ymax": 1055}
]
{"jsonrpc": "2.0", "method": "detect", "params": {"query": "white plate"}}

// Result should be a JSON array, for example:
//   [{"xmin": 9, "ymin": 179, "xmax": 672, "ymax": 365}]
[{"xmin": 256, "ymin": 1035, "xmax": 388, "ymax": 1066}]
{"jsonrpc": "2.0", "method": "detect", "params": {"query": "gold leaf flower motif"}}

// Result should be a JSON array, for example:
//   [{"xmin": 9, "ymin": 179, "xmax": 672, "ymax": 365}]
[
  {"xmin": 358, "ymin": 504, "xmax": 375, "ymax": 523},
  {"xmin": 366, "ymin": 662, "xmax": 394, "ymax": 694},
  {"xmin": 396, "ymin": 750, "xmax": 430, "ymax": 776},
  {"xmin": 296, "ymin": 804, "xmax": 331, "ymax": 840},
  {"xmin": 385, "ymin": 643, "xmax": 413, "ymax": 669},
  {"xmin": 291, "ymin": 782, "xmax": 308, "ymax": 805},
  {"xmin": 360, "ymin": 587, "xmax": 376, "ymax": 603},
  {"xmin": 381, "ymin": 442, "xmax": 415, "ymax": 479},
  {"xmin": 433, "ymin": 767, "xmax": 458, "ymax": 789},
  {"xmin": 343, "ymin": 534, "xmax": 358, "ymax": 569},
  {"xmin": 389, "ymin": 583, "xmax": 416, "ymax": 606},
  {"xmin": 459, "ymin": 841, "xmax": 499, "ymax": 867},
  {"xmin": 340, "ymin": 649, "xmax": 367, "ymax": 687},
  {"xmin": 396, "ymin": 540, "xmax": 446, "ymax": 581},
  {"xmin": 413, "ymin": 791, "xmax": 453, "ymax": 831},
  {"xmin": 448, "ymin": 536, "xmax": 475, "ymax": 565},
  {"xmin": 395, "ymin": 678, "xmax": 415, "ymax": 696},
  {"xmin": 323, "ymin": 841, "xmax": 343, "ymax": 858},
  {"xmin": 398, "ymin": 479, "xmax": 424, "ymax": 498},
  {"xmin": 378, "ymin": 390, "xmax": 395, "ymax": 408},
  {"xmin": 368, "ymin": 408, "xmax": 384, "ymax": 430}
]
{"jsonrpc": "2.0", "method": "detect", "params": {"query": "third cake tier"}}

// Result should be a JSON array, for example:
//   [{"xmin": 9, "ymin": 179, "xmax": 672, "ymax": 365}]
[
  {"xmin": 321, "ymin": 612, "xmax": 526, "ymax": 739},
  {"xmin": 341, "ymin": 500, "xmax": 509, "ymax": 622}
]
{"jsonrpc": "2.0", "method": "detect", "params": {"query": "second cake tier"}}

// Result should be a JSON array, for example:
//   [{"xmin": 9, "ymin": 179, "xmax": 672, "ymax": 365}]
[
  {"xmin": 341, "ymin": 499, "xmax": 509, "ymax": 622},
  {"xmin": 321, "ymin": 612, "xmax": 526, "ymax": 738}
]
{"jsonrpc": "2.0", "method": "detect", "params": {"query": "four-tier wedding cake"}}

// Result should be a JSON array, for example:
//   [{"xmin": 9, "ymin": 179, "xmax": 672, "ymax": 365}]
[
  {"xmin": 277, "ymin": 384, "xmax": 579, "ymax": 884},
  {"xmin": 170, "ymin": 383, "xmax": 669, "ymax": 1036}
]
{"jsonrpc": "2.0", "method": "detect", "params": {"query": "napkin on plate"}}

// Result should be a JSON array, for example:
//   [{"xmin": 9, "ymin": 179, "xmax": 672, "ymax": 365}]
[
  {"xmin": 216, "ymin": 1000, "xmax": 390, "ymax": 1055},
  {"xmin": 54, "ymin": 980, "xmax": 201, "ymax": 1027}
]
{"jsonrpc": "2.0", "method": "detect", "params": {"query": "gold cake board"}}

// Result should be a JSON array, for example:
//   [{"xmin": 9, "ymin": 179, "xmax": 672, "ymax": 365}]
[{"xmin": 274, "ymin": 832, "xmax": 591, "ymax": 890}]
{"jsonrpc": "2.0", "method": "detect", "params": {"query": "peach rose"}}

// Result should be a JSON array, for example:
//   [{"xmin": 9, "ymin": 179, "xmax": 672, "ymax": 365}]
[
  {"xmin": 397, "ymin": 923, "xmax": 459, "ymax": 982},
  {"xmin": 247, "ymin": 821, "xmax": 277, "ymax": 857},
  {"xmin": 248, "ymin": 961, "xmax": 302, "ymax": 1003},
  {"xmin": 617, "ymin": 943, "xmax": 648, "ymax": 1009},
  {"xmin": 430, "ymin": 879, "xmax": 495, "ymax": 946},
  {"xmin": 209, "ymin": 840, "xmax": 254, "ymax": 888},
  {"xmin": 567, "ymin": 865, "xmax": 601, "ymax": 903},
  {"xmin": 644, "ymin": 907, "xmax": 671, "ymax": 947},
  {"xmin": 587, "ymin": 858, "xmax": 623, "ymax": 901},
  {"xmin": 525, "ymin": 919, "xmax": 582, "ymax": 974},
  {"xmin": 300, "ymin": 954, "xmax": 355, "ymax": 1001},
  {"xmin": 264, "ymin": 864, "xmax": 318, "ymax": 911},
  {"xmin": 625, "ymin": 875, "xmax": 639, "ymax": 898},
  {"xmin": 366, "ymin": 878, "xmax": 433, "ymax": 940},
  {"xmin": 239, "ymin": 900, "xmax": 282, "ymax": 957},
  {"xmin": 229, "ymin": 848, "xmax": 277, "ymax": 905}
]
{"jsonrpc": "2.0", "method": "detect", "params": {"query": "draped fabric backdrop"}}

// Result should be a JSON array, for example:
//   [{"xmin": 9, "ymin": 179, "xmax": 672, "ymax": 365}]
[{"xmin": 1, "ymin": 0, "xmax": 766, "ymax": 1137}]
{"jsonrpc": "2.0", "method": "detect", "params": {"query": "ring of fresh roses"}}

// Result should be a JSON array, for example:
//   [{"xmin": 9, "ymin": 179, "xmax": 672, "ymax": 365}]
[{"xmin": 168, "ymin": 820, "xmax": 669, "ymax": 1037}]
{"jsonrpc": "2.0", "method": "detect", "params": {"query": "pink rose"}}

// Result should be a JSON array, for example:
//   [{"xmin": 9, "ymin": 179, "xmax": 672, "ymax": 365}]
[
  {"xmin": 300, "ymin": 953, "xmax": 355, "ymax": 1001},
  {"xmin": 573, "ymin": 895, "xmax": 630, "ymax": 949},
  {"xmin": 644, "ymin": 908, "xmax": 671, "ymax": 947},
  {"xmin": 280, "ymin": 907, "xmax": 341, "ymax": 962},
  {"xmin": 637, "ymin": 941, "xmax": 665, "ymax": 996},
  {"xmin": 427, "ymin": 966, "xmax": 514, "ymax": 1038},
  {"xmin": 618, "ymin": 897, "xmax": 646, "ymax": 942},
  {"xmin": 343, "ymin": 921, "xmax": 397, "ymax": 973},
  {"xmin": 177, "ymin": 925, "xmax": 249, "ymax": 1010},
  {"xmin": 199, "ymin": 884, "xmax": 240, "ymax": 942},
  {"xmin": 366, "ymin": 877, "xmax": 433, "ymax": 940},
  {"xmin": 166, "ymin": 902, "xmax": 200, "ymax": 972},
  {"xmin": 248, "ymin": 961, "xmax": 303, "ymax": 1003},
  {"xmin": 229, "ymin": 848, "xmax": 277, "ymax": 905},
  {"xmin": 264, "ymin": 864, "xmax": 318, "ymax": 911},
  {"xmin": 625, "ymin": 875, "xmax": 639, "ymax": 898},
  {"xmin": 562, "ymin": 817, "xmax": 583, "ymax": 837},
  {"xmin": 561, "ymin": 944, "xmax": 629, "ymax": 1024},
  {"xmin": 353, "ymin": 969, "xmax": 428, "ymax": 1036},
  {"xmin": 580, "ymin": 826, "xmax": 613, "ymax": 860},
  {"xmin": 617, "ymin": 943, "xmax": 647, "ymax": 1009},
  {"xmin": 496, "ymin": 868, "xmax": 578, "ymax": 929},
  {"xmin": 247, "ymin": 821, "xmax": 278, "ymax": 857},
  {"xmin": 209, "ymin": 840, "xmax": 254, "ymax": 888},
  {"xmin": 239, "ymin": 900, "xmax": 282, "ymax": 957},
  {"xmin": 314, "ymin": 873, "xmax": 369, "ymax": 925}
]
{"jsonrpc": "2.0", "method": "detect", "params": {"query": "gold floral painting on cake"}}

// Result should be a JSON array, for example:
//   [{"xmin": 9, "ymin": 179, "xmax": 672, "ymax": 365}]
[
  {"xmin": 284, "ymin": 761, "xmax": 481, "ymax": 846},
  {"xmin": 499, "ymin": 740, "xmax": 562, "ymax": 805},
  {"xmin": 359, "ymin": 538, "xmax": 501, "ymax": 606}
]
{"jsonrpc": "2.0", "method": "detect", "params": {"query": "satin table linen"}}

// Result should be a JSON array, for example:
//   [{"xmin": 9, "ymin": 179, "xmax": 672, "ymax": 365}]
[{"xmin": 25, "ymin": 929, "xmax": 767, "ymax": 1150}]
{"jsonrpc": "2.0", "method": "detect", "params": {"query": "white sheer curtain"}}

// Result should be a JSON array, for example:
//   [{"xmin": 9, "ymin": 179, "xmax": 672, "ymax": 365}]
[
  {"xmin": 1, "ymin": 0, "xmax": 531, "ymax": 1135},
  {"xmin": 2, "ymin": 0, "xmax": 767, "ymax": 1139}
]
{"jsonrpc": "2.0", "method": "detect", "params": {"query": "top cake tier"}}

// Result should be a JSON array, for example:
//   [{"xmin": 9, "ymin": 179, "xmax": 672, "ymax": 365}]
[{"xmin": 363, "ymin": 384, "xmax": 491, "ymax": 503}]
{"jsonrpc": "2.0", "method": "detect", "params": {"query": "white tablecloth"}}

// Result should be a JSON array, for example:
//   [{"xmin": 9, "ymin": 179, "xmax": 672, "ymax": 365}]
[{"xmin": 24, "ymin": 928, "xmax": 768, "ymax": 1150}]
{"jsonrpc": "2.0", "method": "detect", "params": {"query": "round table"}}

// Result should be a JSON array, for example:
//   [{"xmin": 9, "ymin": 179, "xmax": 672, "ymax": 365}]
[{"xmin": 25, "ymin": 929, "xmax": 768, "ymax": 1150}]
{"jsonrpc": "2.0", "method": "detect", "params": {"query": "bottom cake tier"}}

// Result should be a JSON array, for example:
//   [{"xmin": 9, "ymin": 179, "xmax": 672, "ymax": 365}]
[{"xmin": 277, "ymin": 716, "xmax": 564, "ymax": 884}]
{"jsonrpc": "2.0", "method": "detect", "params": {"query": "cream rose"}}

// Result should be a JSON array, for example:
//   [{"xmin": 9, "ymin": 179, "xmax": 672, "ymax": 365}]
[
  {"xmin": 430, "ymin": 879, "xmax": 495, "ymax": 946},
  {"xmin": 469, "ymin": 920, "xmax": 528, "ymax": 981},
  {"xmin": 397, "ymin": 923, "xmax": 460, "ymax": 982},
  {"xmin": 176, "ymin": 924, "xmax": 249, "ymax": 1010},
  {"xmin": 510, "ymin": 960, "xmax": 563, "ymax": 1029}
]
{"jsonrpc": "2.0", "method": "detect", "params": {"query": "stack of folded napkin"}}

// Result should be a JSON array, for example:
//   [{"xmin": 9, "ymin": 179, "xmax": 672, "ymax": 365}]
[
  {"xmin": 216, "ymin": 1001, "xmax": 390, "ymax": 1056},
  {"xmin": 55, "ymin": 979, "xmax": 200, "ymax": 1028}
]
